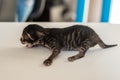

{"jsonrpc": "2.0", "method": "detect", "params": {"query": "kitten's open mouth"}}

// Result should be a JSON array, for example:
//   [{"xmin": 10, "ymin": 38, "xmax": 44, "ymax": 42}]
[
  {"xmin": 26, "ymin": 44, "xmax": 33, "ymax": 48},
  {"xmin": 25, "ymin": 43, "xmax": 39, "ymax": 48},
  {"xmin": 21, "ymin": 41, "xmax": 34, "ymax": 48}
]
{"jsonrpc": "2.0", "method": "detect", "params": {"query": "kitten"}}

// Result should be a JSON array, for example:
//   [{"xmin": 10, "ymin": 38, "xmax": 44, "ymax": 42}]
[{"xmin": 20, "ymin": 24, "xmax": 117, "ymax": 66}]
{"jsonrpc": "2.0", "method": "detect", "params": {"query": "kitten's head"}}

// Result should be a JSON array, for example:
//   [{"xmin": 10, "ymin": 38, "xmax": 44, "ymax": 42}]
[{"xmin": 20, "ymin": 24, "xmax": 46, "ymax": 48}]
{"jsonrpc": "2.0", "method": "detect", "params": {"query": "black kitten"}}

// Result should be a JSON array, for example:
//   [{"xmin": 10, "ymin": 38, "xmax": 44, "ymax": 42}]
[{"xmin": 20, "ymin": 24, "xmax": 117, "ymax": 66}]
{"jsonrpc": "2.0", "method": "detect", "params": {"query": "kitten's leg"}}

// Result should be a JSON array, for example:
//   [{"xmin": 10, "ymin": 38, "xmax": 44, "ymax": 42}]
[
  {"xmin": 44, "ymin": 49, "xmax": 60, "ymax": 66},
  {"xmin": 68, "ymin": 40, "xmax": 91, "ymax": 62}
]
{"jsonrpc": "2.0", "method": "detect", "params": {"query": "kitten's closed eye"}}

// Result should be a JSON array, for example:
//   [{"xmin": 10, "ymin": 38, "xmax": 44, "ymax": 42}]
[{"xmin": 26, "ymin": 33, "xmax": 34, "ymax": 41}]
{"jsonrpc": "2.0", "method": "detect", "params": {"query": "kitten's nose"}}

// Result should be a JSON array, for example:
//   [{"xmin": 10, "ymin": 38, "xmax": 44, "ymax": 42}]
[{"xmin": 20, "ymin": 38, "xmax": 25, "ymax": 44}]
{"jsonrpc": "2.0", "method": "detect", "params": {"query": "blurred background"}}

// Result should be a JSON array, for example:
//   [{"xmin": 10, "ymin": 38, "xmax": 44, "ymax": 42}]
[{"xmin": 0, "ymin": 0, "xmax": 119, "ymax": 23}]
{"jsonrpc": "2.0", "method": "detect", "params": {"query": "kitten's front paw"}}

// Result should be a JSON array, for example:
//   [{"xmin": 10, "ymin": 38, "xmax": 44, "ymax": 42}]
[{"xmin": 43, "ymin": 59, "xmax": 52, "ymax": 66}]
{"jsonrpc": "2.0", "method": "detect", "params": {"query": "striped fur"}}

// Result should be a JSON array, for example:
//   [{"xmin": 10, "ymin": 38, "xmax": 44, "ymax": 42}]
[{"xmin": 20, "ymin": 24, "xmax": 117, "ymax": 66}]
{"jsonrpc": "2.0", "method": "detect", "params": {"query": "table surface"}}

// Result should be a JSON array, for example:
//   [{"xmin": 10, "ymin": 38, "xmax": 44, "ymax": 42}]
[{"xmin": 0, "ymin": 23, "xmax": 120, "ymax": 80}]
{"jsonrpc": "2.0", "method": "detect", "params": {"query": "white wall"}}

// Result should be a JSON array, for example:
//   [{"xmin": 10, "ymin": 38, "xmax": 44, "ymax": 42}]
[{"xmin": 110, "ymin": 0, "xmax": 120, "ymax": 24}]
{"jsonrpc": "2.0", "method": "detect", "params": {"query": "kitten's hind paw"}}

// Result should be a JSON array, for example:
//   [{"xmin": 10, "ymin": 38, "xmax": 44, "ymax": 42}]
[
  {"xmin": 68, "ymin": 55, "xmax": 84, "ymax": 62},
  {"xmin": 68, "ymin": 57, "xmax": 76, "ymax": 62}
]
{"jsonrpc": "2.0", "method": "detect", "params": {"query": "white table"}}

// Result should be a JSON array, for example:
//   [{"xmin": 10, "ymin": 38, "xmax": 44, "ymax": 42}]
[{"xmin": 0, "ymin": 23, "xmax": 119, "ymax": 80}]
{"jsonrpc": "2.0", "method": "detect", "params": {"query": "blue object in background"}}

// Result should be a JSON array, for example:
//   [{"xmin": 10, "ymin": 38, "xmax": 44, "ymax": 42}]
[
  {"xmin": 75, "ymin": 0, "xmax": 85, "ymax": 22},
  {"xmin": 101, "ymin": 0, "xmax": 111, "ymax": 22},
  {"xmin": 17, "ymin": 0, "xmax": 35, "ymax": 22}
]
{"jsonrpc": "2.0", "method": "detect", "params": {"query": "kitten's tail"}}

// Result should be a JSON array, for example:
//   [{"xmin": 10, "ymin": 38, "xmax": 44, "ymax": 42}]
[{"xmin": 98, "ymin": 39, "xmax": 117, "ymax": 49}]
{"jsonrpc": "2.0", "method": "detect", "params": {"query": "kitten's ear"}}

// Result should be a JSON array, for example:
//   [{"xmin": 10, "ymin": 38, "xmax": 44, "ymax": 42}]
[
  {"xmin": 26, "ymin": 33, "xmax": 34, "ymax": 40},
  {"xmin": 36, "ymin": 31, "xmax": 45, "ymax": 36}
]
